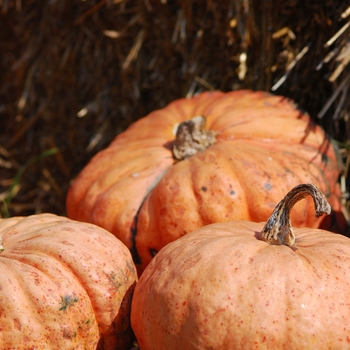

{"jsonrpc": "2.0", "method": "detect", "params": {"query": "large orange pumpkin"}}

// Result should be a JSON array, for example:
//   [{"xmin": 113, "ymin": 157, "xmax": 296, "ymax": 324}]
[
  {"xmin": 66, "ymin": 90, "xmax": 346, "ymax": 273},
  {"xmin": 131, "ymin": 184, "xmax": 350, "ymax": 349},
  {"xmin": 0, "ymin": 214, "xmax": 137, "ymax": 349}
]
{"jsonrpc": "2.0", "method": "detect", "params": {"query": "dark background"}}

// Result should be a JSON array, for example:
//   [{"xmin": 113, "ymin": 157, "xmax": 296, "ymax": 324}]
[{"xmin": 1, "ymin": 0, "xmax": 349, "ymax": 222}]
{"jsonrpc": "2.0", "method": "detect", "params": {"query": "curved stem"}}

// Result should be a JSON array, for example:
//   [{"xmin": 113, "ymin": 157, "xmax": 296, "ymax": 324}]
[
  {"xmin": 258, "ymin": 184, "xmax": 331, "ymax": 246},
  {"xmin": 172, "ymin": 116, "xmax": 217, "ymax": 161}
]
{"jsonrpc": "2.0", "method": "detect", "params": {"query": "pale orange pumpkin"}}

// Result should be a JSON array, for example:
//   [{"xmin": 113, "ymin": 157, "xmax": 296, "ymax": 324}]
[
  {"xmin": 66, "ymin": 90, "xmax": 346, "ymax": 274},
  {"xmin": 0, "ymin": 213, "xmax": 137, "ymax": 349},
  {"xmin": 131, "ymin": 184, "xmax": 350, "ymax": 349}
]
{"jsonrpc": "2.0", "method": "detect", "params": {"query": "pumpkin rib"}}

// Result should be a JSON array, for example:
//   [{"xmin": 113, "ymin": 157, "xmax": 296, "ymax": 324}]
[
  {"xmin": 210, "ymin": 105, "xmax": 328, "ymax": 150},
  {"xmin": 132, "ymin": 141, "xmax": 343, "ymax": 271},
  {"xmin": 1, "ymin": 249, "xmax": 84, "ymax": 287},
  {"xmin": 78, "ymin": 149, "xmax": 171, "ymax": 204},
  {"xmin": 0, "ymin": 251, "xmax": 100, "ymax": 348},
  {"xmin": 1, "ymin": 226, "xmax": 103, "ymax": 323},
  {"xmin": 17, "ymin": 249, "xmax": 102, "ymax": 318},
  {"xmin": 149, "ymin": 140, "xmax": 332, "ymax": 222},
  {"xmin": 215, "ymin": 121, "xmax": 329, "ymax": 151},
  {"xmin": 230, "ymin": 139, "xmax": 339, "ymax": 202},
  {"xmin": 175, "ymin": 91, "xmax": 227, "ymax": 121},
  {"xmin": 188, "ymin": 156, "xmax": 217, "ymax": 227},
  {"xmin": 76, "ymin": 153, "xmax": 173, "ymax": 248},
  {"xmin": 69, "ymin": 145, "xmax": 173, "ymax": 218},
  {"xmin": 110, "ymin": 163, "xmax": 173, "ymax": 250}
]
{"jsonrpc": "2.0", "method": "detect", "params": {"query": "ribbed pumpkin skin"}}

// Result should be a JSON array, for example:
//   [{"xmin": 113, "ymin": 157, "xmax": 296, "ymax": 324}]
[
  {"xmin": 131, "ymin": 222, "xmax": 350, "ymax": 350},
  {"xmin": 0, "ymin": 214, "xmax": 137, "ymax": 350},
  {"xmin": 66, "ymin": 90, "xmax": 346, "ymax": 273}
]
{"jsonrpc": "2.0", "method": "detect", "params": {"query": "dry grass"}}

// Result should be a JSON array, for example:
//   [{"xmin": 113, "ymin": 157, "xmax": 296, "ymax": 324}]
[{"xmin": 1, "ymin": 0, "xmax": 349, "ymax": 228}]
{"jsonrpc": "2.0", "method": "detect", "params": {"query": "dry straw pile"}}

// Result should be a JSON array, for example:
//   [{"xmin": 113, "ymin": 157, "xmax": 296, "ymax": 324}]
[{"xmin": 1, "ymin": 0, "xmax": 349, "ymax": 229}]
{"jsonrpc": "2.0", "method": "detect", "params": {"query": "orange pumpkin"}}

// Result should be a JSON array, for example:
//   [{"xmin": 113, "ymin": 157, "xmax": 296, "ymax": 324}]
[
  {"xmin": 66, "ymin": 90, "xmax": 346, "ymax": 273},
  {"xmin": 131, "ymin": 184, "xmax": 350, "ymax": 349},
  {"xmin": 0, "ymin": 214, "xmax": 137, "ymax": 349}
]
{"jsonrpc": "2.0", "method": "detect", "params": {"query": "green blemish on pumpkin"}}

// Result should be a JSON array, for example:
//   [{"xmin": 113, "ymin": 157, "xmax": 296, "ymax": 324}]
[
  {"xmin": 59, "ymin": 295, "xmax": 78, "ymax": 311},
  {"xmin": 85, "ymin": 319, "xmax": 90, "ymax": 324},
  {"xmin": 264, "ymin": 183, "xmax": 272, "ymax": 191},
  {"xmin": 109, "ymin": 272, "xmax": 122, "ymax": 290}
]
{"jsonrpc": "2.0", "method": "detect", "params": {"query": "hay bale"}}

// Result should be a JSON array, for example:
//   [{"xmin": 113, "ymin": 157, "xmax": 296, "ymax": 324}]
[{"xmin": 0, "ymin": 0, "xmax": 349, "ymax": 225}]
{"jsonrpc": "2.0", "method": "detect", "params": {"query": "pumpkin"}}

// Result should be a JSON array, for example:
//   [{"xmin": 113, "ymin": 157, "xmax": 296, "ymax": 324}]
[
  {"xmin": 131, "ymin": 184, "xmax": 350, "ymax": 350},
  {"xmin": 66, "ymin": 90, "xmax": 346, "ymax": 274},
  {"xmin": 0, "ymin": 213, "xmax": 137, "ymax": 349}
]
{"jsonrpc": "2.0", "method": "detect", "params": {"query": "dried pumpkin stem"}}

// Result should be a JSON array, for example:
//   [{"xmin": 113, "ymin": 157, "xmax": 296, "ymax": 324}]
[
  {"xmin": 172, "ymin": 116, "xmax": 217, "ymax": 161},
  {"xmin": 259, "ymin": 184, "xmax": 331, "ymax": 246}
]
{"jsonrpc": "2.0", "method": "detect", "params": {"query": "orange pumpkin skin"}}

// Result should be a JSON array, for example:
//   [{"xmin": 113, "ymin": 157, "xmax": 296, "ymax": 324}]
[
  {"xmin": 66, "ymin": 90, "xmax": 346, "ymax": 273},
  {"xmin": 131, "ymin": 216, "xmax": 350, "ymax": 349},
  {"xmin": 0, "ymin": 214, "xmax": 137, "ymax": 350}
]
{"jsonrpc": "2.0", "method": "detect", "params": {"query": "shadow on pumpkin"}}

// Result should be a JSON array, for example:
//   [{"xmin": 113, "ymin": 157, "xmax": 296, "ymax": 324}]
[
  {"xmin": 318, "ymin": 208, "xmax": 349, "ymax": 237},
  {"xmin": 97, "ymin": 281, "xmax": 137, "ymax": 350}
]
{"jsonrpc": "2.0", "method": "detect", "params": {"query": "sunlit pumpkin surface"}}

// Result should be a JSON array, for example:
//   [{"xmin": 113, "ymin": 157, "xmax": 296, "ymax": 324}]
[
  {"xmin": 66, "ymin": 90, "xmax": 346, "ymax": 274},
  {"xmin": 131, "ymin": 221, "xmax": 350, "ymax": 350},
  {"xmin": 0, "ymin": 214, "xmax": 137, "ymax": 349}
]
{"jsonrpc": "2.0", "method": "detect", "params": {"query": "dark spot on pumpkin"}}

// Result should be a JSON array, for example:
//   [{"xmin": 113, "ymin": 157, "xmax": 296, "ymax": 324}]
[
  {"xmin": 149, "ymin": 248, "xmax": 158, "ymax": 257},
  {"xmin": 130, "ymin": 204, "xmax": 142, "ymax": 265},
  {"xmin": 201, "ymin": 186, "xmax": 207, "ymax": 192},
  {"xmin": 13, "ymin": 318, "xmax": 21, "ymax": 330},
  {"xmin": 230, "ymin": 190, "xmax": 235, "ymax": 195},
  {"xmin": 60, "ymin": 240, "xmax": 74, "ymax": 246},
  {"xmin": 60, "ymin": 227, "xmax": 75, "ymax": 232},
  {"xmin": 321, "ymin": 153, "xmax": 328, "ymax": 164},
  {"xmin": 62, "ymin": 327, "xmax": 77, "ymax": 339},
  {"xmin": 264, "ymin": 183, "xmax": 272, "ymax": 191}
]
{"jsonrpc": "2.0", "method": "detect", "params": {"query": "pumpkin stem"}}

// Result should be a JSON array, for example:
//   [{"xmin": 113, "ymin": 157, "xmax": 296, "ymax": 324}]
[
  {"xmin": 258, "ymin": 184, "xmax": 331, "ymax": 246},
  {"xmin": 172, "ymin": 116, "xmax": 217, "ymax": 161}
]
